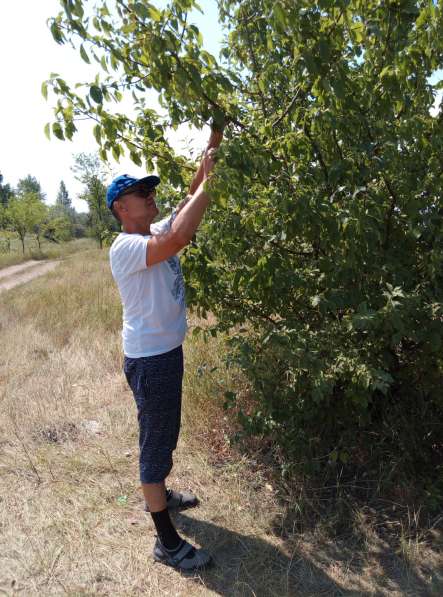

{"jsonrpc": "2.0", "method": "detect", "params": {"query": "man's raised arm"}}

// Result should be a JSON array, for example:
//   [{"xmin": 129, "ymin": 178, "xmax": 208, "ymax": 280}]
[
  {"xmin": 175, "ymin": 121, "xmax": 224, "ymax": 216},
  {"xmin": 146, "ymin": 148, "xmax": 218, "ymax": 266}
]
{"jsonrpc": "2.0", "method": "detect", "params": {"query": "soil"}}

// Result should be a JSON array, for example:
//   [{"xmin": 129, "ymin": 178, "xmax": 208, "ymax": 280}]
[{"xmin": 0, "ymin": 260, "xmax": 60, "ymax": 292}]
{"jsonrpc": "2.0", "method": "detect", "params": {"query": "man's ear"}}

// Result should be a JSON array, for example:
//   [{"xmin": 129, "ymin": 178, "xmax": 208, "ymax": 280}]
[{"xmin": 116, "ymin": 198, "xmax": 127, "ymax": 215}]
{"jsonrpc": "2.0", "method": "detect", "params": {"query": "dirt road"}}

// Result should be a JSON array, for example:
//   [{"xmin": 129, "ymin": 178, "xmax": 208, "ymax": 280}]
[{"xmin": 0, "ymin": 260, "xmax": 60, "ymax": 292}]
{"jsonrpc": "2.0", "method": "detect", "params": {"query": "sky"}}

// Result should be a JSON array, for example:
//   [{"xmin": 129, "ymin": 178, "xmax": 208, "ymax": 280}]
[
  {"xmin": 0, "ymin": 0, "xmax": 223, "ymax": 212},
  {"xmin": 0, "ymin": 2, "xmax": 441, "ymax": 213}
]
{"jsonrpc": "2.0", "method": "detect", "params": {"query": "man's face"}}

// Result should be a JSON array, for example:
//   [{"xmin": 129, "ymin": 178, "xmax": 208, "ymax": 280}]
[{"xmin": 116, "ymin": 185, "xmax": 159, "ymax": 223}]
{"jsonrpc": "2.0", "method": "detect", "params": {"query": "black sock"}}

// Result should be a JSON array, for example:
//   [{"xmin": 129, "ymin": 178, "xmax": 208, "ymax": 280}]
[{"xmin": 150, "ymin": 507, "xmax": 182, "ymax": 550}]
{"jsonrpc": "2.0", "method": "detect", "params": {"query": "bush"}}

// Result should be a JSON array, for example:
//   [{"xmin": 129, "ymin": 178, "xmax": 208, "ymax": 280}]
[{"xmin": 47, "ymin": 0, "xmax": 443, "ymax": 495}]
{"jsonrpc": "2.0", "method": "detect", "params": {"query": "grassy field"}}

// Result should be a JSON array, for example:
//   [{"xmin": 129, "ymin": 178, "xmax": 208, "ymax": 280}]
[
  {"xmin": 0, "ymin": 235, "xmax": 96, "ymax": 269},
  {"xmin": 0, "ymin": 249, "xmax": 441, "ymax": 596}
]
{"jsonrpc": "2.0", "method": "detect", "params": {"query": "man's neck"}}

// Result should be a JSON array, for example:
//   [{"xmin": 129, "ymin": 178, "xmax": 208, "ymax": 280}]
[{"xmin": 122, "ymin": 221, "xmax": 151, "ymax": 235}]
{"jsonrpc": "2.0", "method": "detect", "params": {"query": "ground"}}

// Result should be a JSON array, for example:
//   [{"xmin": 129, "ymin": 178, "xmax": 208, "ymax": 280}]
[
  {"xmin": 0, "ymin": 251, "xmax": 441, "ymax": 596},
  {"xmin": 0, "ymin": 259, "xmax": 60, "ymax": 293}
]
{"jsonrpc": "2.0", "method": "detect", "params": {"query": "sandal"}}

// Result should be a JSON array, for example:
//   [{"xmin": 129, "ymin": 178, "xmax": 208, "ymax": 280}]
[{"xmin": 153, "ymin": 536, "xmax": 212, "ymax": 571}]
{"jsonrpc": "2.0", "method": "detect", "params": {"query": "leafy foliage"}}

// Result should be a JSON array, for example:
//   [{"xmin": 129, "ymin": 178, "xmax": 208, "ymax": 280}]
[
  {"xmin": 5, "ymin": 193, "xmax": 48, "ymax": 253},
  {"xmin": 72, "ymin": 152, "xmax": 120, "ymax": 248},
  {"xmin": 16, "ymin": 175, "xmax": 46, "ymax": 202},
  {"xmin": 45, "ymin": 1, "xmax": 443, "ymax": 492}
]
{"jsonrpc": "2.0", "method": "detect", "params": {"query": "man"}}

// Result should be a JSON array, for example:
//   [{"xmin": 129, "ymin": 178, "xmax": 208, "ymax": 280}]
[{"xmin": 107, "ymin": 125, "xmax": 223, "ymax": 572}]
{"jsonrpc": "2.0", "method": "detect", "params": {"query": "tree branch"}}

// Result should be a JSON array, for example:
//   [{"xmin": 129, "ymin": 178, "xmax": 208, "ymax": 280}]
[
  {"xmin": 272, "ymin": 86, "xmax": 303, "ymax": 128},
  {"xmin": 304, "ymin": 120, "xmax": 332, "ymax": 193}
]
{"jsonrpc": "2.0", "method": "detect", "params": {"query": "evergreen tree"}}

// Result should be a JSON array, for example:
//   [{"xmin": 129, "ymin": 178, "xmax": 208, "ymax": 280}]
[{"xmin": 56, "ymin": 180, "xmax": 72, "ymax": 210}]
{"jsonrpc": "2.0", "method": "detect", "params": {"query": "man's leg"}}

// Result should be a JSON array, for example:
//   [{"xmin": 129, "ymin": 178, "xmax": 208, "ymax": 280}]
[
  {"xmin": 143, "ymin": 480, "xmax": 183, "ymax": 551},
  {"xmin": 124, "ymin": 350, "xmax": 212, "ymax": 569},
  {"xmin": 142, "ymin": 480, "xmax": 167, "ymax": 512}
]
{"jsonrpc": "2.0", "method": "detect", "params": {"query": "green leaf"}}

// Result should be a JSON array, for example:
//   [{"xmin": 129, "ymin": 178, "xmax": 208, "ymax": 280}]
[
  {"xmin": 100, "ymin": 55, "xmax": 108, "ymax": 72},
  {"xmin": 133, "ymin": 2, "xmax": 161, "ymax": 21},
  {"xmin": 351, "ymin": 21, "xmax": 365, "ymax": 43},
  {"xmin": 93, "ymin": 124, "xmax": 101, "ymax": 144},
  {"xmin": 79, "ymin": 44, "xmax": 90, "ymax": 64},
  {"xmin": 44, "ymin": 123, "xmax": 51, "ymax": 140},
  {"xmin": 272, "ymin": 2, "xmax": 287, "ymax": 28},
  {"xmin": 52, "ymin": 122, "xmax": 65, "ymax": 140},
  {"xmin": 133, "ymin": 2, "xmax": 149, "ymax": 19},
  {"xmin": 41, "ymin": 81, "xmax": 48, "ymax": 100},
  {"xmin": 148, "ymin": 5, "xmax": 162, "ymax": 21},
  {"xmin": 112, "ymin": 145, "xmax": 121, "ymax": 161},
  {"xmin": 90, "ymin": 85, "xmax": 103, "ymax": 104},
  {"xmin": 50, "ymin": 20, "xmax": 64, "ymax": 44},
  {"xmin": 380, "ymin": 66, "xmax": 394, "ymax": 79},
  {"xmin": 190, "ymin": 24, "xmax": 203, "ymax": 46},
  {"xmin": 129, "ymin": 150, "xmax": 142, "ymax": 167}
]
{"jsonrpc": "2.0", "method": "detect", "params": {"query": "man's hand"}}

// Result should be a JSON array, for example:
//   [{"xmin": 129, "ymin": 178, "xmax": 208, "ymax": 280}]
[
  {"xmin": 188, "ymin": 121, "xmax": 223, "ymax": 196},
  {"xmin": 202, "ymin": 147, "xmax": 218, "ymax": 181},
  {"xmin": 207, "ymin": 116, "xmax": 225, "ymax": 150}
]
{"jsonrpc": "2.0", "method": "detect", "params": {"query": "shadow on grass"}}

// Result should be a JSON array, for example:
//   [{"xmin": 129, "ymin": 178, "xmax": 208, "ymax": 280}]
[
  {"xmin": 165, "ymin": 510, "xmax": 436, "ymax": 596},
  {"xmin": 265, "ymin": 480, "xmax": 440, "ymax": 597}
]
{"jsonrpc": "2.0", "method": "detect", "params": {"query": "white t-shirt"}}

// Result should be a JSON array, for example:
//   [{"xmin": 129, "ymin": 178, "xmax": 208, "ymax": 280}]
[{"xmin": 109, "ymin": 213, "xmax": 187, "ymax": 357}]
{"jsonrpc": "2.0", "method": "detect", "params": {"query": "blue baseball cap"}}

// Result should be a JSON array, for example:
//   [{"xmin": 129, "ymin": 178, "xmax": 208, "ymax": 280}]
[{"xmin": 106, "ymin": 174, "xmax": 160, "ymax": 209}]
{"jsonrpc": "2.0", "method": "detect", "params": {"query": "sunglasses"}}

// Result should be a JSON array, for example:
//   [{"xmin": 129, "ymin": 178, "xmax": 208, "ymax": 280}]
[{"xmin": 120, "ymin": 185, "xmax": 156, "ymax": 199}]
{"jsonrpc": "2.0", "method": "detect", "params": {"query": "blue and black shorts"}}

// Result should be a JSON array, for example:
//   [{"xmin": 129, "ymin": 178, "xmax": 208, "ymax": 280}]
[{"xmin": 123, "ymin": 345, "xmax": 183, "ymax": 484}]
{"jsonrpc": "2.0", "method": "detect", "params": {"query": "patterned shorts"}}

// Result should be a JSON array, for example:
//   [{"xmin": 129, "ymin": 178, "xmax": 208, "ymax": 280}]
[{"xmin": 123, "ymin": 345, "xmax": 183, "ymax": 484}]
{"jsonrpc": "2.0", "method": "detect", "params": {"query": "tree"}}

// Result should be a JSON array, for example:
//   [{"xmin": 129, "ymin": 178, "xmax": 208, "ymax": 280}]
[
  {"xmin": 31, "ymin": 200, "xmax": 49, "ymax": 250},
  {"xmin": 14, "ymin": 176, "xmax": 48, "ymax": 250},
  {"xmin": 5, "ymin": 193, "xmax": 47, "ymax": 254},
  {"xmin": 52, "ymin": 180, "xmax": 75, "ymax": 237},
  {"xmin": 0, "ymin": 172, "xmax": 15, "ymax": 208},
  {"xmin": 71, "ymin": 152, "xmax": 119, "ymax": 248},
  {"xmin": 56, "ymin": 180, "xmax": 72, "ymax": 210},
  {"xmin": 44, "ymin": 1, "xmax": 443, "ymax": 480},
  {"xmin": 71, "ymin": 210, "xmax": 89, "ymax": 238},
  {"xmin": 43, "ymin": 211, "xmax": 73, "ymax": 243},
  {"xmin": 17, "ymin": 175, "xmax": 46, "ymax": 202}
]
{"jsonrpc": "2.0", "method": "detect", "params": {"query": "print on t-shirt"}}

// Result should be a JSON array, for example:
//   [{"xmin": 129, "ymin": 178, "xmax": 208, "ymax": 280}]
[{"xmin": 167, "ymin": 256, "xmax": 186, "ymax": 306}]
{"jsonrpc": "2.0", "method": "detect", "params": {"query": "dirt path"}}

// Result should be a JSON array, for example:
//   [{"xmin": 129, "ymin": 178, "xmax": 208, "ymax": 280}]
[{"xmin": 0, "ymin": 259, "xmax": 60, "ymax": 292}]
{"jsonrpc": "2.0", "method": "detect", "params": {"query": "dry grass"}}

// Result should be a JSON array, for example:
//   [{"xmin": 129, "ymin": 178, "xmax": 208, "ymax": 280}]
[{"xmin": 0, "ymin": 249, "xmax": 441, "ymax": 596}]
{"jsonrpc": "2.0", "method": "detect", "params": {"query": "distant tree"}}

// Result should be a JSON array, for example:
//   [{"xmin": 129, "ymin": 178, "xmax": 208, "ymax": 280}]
[
  {"xmin": 43, "ymin": 212, "xmax": 73, "ymax": 243},
  {"xmin": 56, "ymin": 180, "xmax": 72, "ymax": 210},
  {"xmin": 0, "ymin": 172, "xmax": 15, "ymax": 208},
  {"xmin": 0, "ymin": 201, "xmax": 8, "ymax": 230},
  {"xmin": 31, "ymin": 200, "xmax": 49, "ymax": 250},
  {"xmin": 6, "ymin": 193, "xmax": 47, "ymax": 254},
  {"xmin": 52, "ymin": 179, "xmax": 76, "ymax": 239},
  {"xmin": 71, "ymin": 152, "xmax": 119, "ymax": 248},
  {"xmin": 71, "ymin": 210, "xmax": 89, "ymax": 238},
  {"xmin": 17, "ymin": 175, "xmax": 46, "ymax": 202}
]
